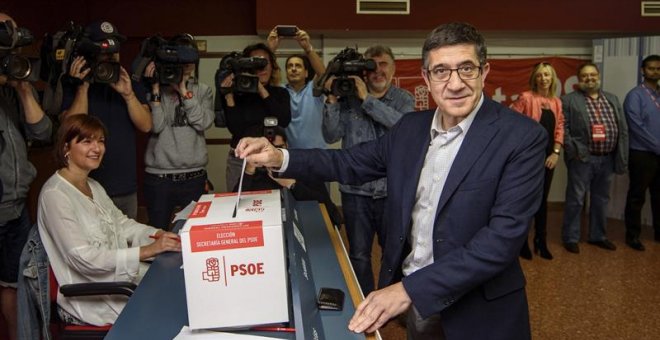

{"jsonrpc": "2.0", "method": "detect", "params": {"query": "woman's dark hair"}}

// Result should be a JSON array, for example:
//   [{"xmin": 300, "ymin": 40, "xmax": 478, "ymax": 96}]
[
  {"xmin": 55, "ymin": 114, "xmax": 107, "ymax": 168},
  {"xmin": 242, "ymin": 42, "xmax": 281, "ymax": 85}
]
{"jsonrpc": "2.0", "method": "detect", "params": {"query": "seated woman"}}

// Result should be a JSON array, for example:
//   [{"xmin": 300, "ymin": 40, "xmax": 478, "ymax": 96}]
[{"xmin": 37, "ymin": 114, "xmax": 181, "ymax": 326}]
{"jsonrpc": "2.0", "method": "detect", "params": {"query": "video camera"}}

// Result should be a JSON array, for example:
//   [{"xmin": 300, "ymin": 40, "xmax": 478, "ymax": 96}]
[
  {"xmin": 72, "ymin": 36, "xmax": 121, "ymax": 84},
  {"xmin": 0, "ymin": 20, "xmax": 40, "ymax": 81},
  {"xmin": 132, "ymin": 34, "xmax": 199, "ymax": 85},
  {"xmin": 313, "ymin": 47, "xmax": 376, "ymax": 97},
  {"xmin": 215, "ymin": 52, "xmax": 268, "ymax": 95}
]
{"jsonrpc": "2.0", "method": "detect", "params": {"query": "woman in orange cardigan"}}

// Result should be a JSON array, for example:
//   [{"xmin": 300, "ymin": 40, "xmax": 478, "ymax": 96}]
[{"xmin": 510, "ymin": 62, "xmax": 565, "ymax": 260}]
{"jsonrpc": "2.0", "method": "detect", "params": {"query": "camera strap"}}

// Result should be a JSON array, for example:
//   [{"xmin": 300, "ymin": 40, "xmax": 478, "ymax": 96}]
[{"xmin": 172, "ymin": 91, "xmax": 189, "ymax": 127}]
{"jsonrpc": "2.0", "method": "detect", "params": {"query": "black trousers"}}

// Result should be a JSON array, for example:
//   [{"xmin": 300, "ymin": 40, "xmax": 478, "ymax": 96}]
[
  {"xmin": 533, "ymin": 166, "xmax": 554, "ymax": 240},
  {"xmin": 624, "ymin": 149, "xmax": 660, "ymax": 241}
]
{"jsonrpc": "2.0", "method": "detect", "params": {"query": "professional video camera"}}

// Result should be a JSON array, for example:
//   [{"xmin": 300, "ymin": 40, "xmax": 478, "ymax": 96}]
[
  {"xmin": 214, "ymin": 52, "xmax": 268, "ymax": 95},
  {"xmin": 132, "ymin": 34, "xmax": 199, "ymax": 84},
  {"xmin": 0, "ymin": 20, "xmax": 40, "ymax": 81},
  {"xmin": 72, "ymin": 36, "xmax": 121, "ymax": 83},
  {"xmin": 313, "ymin": 47, "xmax": 376, "ymax": 97}
]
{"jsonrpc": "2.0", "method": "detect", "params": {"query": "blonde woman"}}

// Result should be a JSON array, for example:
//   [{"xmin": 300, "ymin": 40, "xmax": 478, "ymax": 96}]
[{"xmin": 510, "ymin": 62, "xmax": 565, "ymax": 260}]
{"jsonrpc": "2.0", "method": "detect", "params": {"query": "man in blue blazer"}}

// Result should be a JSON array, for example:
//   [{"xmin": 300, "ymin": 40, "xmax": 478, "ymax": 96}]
[{"xmin": 236, "ymin": 22, "xmax": 546, "ymax": 340}]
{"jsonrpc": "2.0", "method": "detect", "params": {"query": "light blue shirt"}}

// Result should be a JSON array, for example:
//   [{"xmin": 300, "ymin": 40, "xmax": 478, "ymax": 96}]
[
  {"xmin": 285, "ymin": 81, "xmax": 327, "ymax": 149},
  {"xmin": 624, "ymin": 83, "xmax": 660, "ymax": 154}
]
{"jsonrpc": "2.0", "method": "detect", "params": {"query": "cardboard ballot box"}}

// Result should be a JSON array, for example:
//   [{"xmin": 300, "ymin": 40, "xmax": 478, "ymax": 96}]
[{"xmin": 180, "ymin": 190, "xmax": 288, "ymax": 330}]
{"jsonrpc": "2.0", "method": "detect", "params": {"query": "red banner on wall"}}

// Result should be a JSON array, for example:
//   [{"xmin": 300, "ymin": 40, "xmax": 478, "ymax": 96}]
[{"xmin": 393, "ymin": 57, "xmax": 586, "ymax": 110}]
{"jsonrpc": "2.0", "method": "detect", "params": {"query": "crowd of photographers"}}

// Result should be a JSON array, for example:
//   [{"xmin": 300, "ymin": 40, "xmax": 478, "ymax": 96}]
[{"xmin": 0, "ymin": 15, "xmax": 414, "ymax": 336}]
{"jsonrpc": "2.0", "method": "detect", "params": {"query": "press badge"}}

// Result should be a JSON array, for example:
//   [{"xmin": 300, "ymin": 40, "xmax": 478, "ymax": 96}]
[{"xmin": 592, "ymin": 124, "xmax": 606, "ymax": 142}]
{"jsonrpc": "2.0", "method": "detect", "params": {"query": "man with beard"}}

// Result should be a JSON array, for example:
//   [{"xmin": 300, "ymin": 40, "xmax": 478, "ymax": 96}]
[
  {"xmin": 561, "ymin": 63, "xmax": 628, "ymax": 254},
  {"xmin": 322, "ymin": 45, "xmax": 413, "ymax": 295},
  {"xmin": 623, "ymin": 54, "xmax": 660, "ymax": 251}
]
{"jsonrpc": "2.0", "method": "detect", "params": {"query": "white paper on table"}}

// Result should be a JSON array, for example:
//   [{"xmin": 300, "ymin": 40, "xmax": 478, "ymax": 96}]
[{"xmin": 173, "ymin": 326, "xmax": 275, "ymax": 339}]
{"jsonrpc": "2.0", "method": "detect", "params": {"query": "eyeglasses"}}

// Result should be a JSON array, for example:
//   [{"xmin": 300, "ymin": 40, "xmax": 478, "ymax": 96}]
[{"xmin": 425, "ymin": 64, "xmax": 482, "ymax": 82}]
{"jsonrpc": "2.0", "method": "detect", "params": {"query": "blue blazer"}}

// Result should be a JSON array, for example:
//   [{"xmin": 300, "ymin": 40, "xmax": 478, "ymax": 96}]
[{"xmin": 286, "ymin": 97, "xmax": 546, "ymax": 340}]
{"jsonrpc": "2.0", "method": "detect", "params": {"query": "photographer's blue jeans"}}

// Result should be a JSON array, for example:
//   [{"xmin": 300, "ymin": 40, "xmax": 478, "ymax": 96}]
[
  {"xmin": 144, "ymin": 173, "xmax": 206, "ymax": 230},
  {"xmin": 341, "ymin": 193, "xmax": 386, "ymax": 295},
  {"xmin": 562, "ymin": 155, "xmax": 614, "ymax": 244}
]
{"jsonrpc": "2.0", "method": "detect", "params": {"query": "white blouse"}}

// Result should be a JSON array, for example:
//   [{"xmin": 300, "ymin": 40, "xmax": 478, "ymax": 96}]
[{"xmin": 37, "ymin": 172, "xmax": 157, "ymax": 326}]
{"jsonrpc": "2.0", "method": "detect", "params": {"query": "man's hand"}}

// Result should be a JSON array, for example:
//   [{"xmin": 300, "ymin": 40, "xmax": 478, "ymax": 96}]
[
  {"xmin": 349, "ymin": 75, "xmax": 368, "ymax": 101},
  {"xmin": 266, "ymin": 28, "xmax": 279, "ymax": 52},
  {"xmin": 69, "ymin": 56, "xmax": 91, "ymax": 82},
  {"xmin": 348, "ymin": 282, "xmax": 412, "ymax": 334},
  {"xmin": 235, "ymin": 137, "xmax": 284, "ymax": 169},
  {"xmin": 110, "ymin": 67, "xmax": 136, "ymax": 99},
  {"xmin": 295, "ymin": 29, "xmax": 313, "ymax": 53}
]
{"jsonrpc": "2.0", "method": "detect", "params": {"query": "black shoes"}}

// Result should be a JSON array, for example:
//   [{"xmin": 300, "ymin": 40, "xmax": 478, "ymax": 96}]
[
  {"xmin": 564, "ymin": 242, "xmax": 580, "ymax": 254},
  {"xmin": 587, "ymin": 239, "xmax": 617, "ymax": 251},
  {"xmin": 534, "ymin": 238, "xmax": 553, "ymax": 260},
  {"xmin": 626, "ymin": 240, "xmax": 645, "ymax": 251},
  {"xmin": 520, "ymin": 241, "xmax": 533, "ymax": 260},
  {"xmin": 520, "ymin": 238, "xmax": 553, "ymax": 260}
]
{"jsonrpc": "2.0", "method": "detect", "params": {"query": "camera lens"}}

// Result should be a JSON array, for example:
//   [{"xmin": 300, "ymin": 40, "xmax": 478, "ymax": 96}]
[
  {"xmin": 236, "ymin": 75, "xmax": 253, "ymax": 90},
  {"xmin": 4, "ymin": 55, "xmax": 31, "ymax": 80},
  {"xmin": 95, "ymin": 62, "xmax": 116, "ymax": 82}
]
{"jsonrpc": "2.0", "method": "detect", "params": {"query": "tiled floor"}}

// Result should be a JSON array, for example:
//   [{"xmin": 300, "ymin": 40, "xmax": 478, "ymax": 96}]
[{"xmin": 362, "ymin": 208, "xmax": 660, "ymax": 340}]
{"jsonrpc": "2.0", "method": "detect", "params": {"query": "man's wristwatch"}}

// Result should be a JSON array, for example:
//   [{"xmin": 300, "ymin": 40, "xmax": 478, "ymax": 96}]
[
  {"xmin": 151, "ymin": 93, "xmax": 161, "ymax": 102},
  {"xmin": 553, "ymin": 148, "xmax": 561, "ymax": 155}
]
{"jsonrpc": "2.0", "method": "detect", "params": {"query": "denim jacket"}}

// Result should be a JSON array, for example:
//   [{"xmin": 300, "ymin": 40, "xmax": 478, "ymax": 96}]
[
  {"xmin": 322, "ymin": 86, "xmax": 414, "ymax": 198},
  {"xmin": 17, "ymin": 225, "xmax": 51, "ymax": 340}
]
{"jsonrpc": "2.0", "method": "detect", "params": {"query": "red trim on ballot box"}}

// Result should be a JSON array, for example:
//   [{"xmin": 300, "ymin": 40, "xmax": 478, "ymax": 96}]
[
  {"xmin": 188, "ymin": 201, "xmax": 211, "ymax": 218},
  {"xmin": 189, "ymin": 221, "xmax": 265, "ymax": 252}
]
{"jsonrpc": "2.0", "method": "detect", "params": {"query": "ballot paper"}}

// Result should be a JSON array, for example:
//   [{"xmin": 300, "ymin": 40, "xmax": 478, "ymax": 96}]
[
  {"xmin": 174, "ymin": 326, "xmax": 275, "ymax": 339},
  {"xmin": 233, "ymin": 158, "xmax": 247, "ymax": 218}
]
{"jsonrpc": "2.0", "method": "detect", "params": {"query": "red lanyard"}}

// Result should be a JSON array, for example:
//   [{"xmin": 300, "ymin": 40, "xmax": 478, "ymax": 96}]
[{"xmin": 641, "ymin": 84, "xmax": 660, "ymax": 110}]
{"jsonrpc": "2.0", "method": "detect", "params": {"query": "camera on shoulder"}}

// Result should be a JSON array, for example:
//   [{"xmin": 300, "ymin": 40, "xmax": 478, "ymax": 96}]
[
  {"xmin": 73, "ymin": 36, "xmax": 121, "ymax": 84},
  {"xmin": 132, "ymin": 34, "xmax": 199, "ymax": 85},
  {"xmin": 0, "ymin": 20, "xmax": 40, "ymax": 81},
  {"xmin": 313, "ymin": 47, "xmax": 376, "ymax": 98},
  {"xmin": 215, "ymin": 52, "xmax": 268, "ymax": 95}
]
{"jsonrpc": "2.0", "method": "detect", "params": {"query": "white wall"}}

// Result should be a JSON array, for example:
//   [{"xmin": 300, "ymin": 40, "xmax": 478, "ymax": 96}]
[{"xmin": 194, "ymin": 33, "xmax": 593, "ymax": 206}]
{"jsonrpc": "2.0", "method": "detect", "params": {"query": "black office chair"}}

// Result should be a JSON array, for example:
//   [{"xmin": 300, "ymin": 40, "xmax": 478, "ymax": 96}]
[{"xmin": 49, "ymin": 267, "xmax": 136, "ymax": 340}]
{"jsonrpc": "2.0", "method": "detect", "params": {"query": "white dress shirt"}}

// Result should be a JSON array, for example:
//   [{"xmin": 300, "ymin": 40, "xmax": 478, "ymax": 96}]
[
  {"xmin": 403, "ymin": 95, "xmax": 483, "ymax": 276},
  {"xmin": 37, "ymin": 172, "xmax": 157, "ymax": 326}
]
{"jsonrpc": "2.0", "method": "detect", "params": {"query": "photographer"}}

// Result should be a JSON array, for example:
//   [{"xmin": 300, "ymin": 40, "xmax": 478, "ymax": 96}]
[
  {"xmin": 142, "ymin": 34, "xmax": 214, "ymax": 230},
  {"xmin": 0, "ymin": 13, "xmax": 52, "ymax": 340},
  {"xmin": 219, "ymin": 43, "xmax": 290, "ymax": 191},
  {"xmin": 267, "ymin": 26, "xmax": 327, "ymax": 149},
  {"xmin": 322, "ymin": 45, "xmax": 413, "ymax": 295},
  {"xmin": 61, "ymin": 21, "xmax": 151, "ymax": 219}
]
